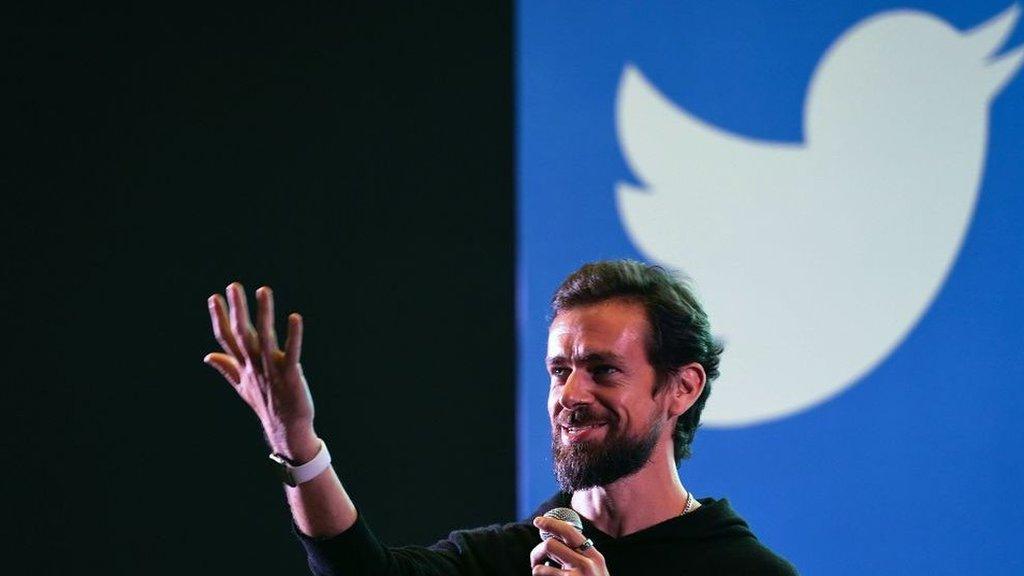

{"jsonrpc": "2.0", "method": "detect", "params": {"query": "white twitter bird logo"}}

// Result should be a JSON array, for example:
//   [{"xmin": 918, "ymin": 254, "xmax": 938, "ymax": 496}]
[{"xmin": 616, "ymin": 5, "xmax": 1023, "ymax": 426}]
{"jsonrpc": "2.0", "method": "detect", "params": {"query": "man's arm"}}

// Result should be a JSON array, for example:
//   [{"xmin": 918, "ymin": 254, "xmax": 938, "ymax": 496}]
[
  {"xmin": 203, "ymin": 284, "xmax": 533, "ymax": 576},
  {"xmin": 204, "ymin": 283, "xmax": 355, "ymax": 539}
]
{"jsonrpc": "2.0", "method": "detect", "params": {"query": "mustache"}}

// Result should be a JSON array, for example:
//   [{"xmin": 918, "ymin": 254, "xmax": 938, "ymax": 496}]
[{"xmin": 555, "ymin": 407, "xmax": 610, "ymax": 428}]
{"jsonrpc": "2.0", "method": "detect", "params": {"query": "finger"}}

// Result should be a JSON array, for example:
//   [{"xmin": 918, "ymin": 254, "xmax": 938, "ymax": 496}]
[
  {"xmin": 204, "ymin": 352, "xmax": 242, "ymax": 386},
  {"xmin": 531, "ymin": 565, "xmax": 568, "ymax": 576},
  {"xmin": 533, "ymin": 538, "xmax": 584, "ymax": 570},
  {"xmin": 529, "ymin": 542, "xmax": 548, "ymax": 567},
  {"xmin": 209, "ymin": 294, "xmax": 245, "ymax": 360},
  {"xmin": 530, "ymin": 539, "xmax": 582, "ymax": 569},
  {"xmin": 530, "ymin": 541, "xmax": 562, "ymax": 568},
  {"xmin": 256, "ymin": 286, "xmax": 281, "ymax": 373},
  {"xmin": 533, "ymin": 517, "xmax": 587, "ymax": 549},
  {"xmin": 227, "ymin": 282, "xmax": 260, "ymax": 363},
  {"xmin": 284, "ymin": 313, "xmax": 303, "ymax": 365},
  {"xmin": 256, "ymin": 286, "xmax": 279, "ymax": 352}
]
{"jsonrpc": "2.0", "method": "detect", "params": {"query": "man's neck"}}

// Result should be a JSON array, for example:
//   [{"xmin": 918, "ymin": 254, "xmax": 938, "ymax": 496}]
[{"xmin": 569, "ymin": 448, "xmax": 689, "ymax": 538}]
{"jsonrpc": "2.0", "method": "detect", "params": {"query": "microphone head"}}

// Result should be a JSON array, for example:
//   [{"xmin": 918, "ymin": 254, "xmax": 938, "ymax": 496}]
[{"xmin": 540, "ymin": 507, "xmax": 583, "ymax": 541}]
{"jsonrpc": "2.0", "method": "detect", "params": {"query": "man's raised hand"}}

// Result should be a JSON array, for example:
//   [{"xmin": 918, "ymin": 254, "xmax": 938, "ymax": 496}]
[{"xmin": 205, "ymin": 283, "xmax": 320, "ymax": 463}]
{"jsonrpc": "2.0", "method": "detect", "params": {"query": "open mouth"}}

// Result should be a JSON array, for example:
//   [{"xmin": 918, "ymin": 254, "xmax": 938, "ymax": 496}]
[{"xmin": 561, "ymin": 422, "xmax": 607, "ymax": 443}]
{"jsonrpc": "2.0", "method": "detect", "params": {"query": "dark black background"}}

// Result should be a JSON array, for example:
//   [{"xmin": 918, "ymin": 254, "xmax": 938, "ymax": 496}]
[{"xmin": 7, "ymin": 2, "xmax": 515, "ymax": 574}]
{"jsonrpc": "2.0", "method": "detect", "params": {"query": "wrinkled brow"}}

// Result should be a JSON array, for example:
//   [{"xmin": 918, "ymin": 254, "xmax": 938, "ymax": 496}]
[{"xmin": 546, "ymin": 350, "xmax": 627, "ymax": 366}]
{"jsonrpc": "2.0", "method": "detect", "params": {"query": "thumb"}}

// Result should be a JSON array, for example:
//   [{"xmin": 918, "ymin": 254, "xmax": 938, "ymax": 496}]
[{"xmin": 205, "ymin": 352, "xmax": 242, "ymax": 386}]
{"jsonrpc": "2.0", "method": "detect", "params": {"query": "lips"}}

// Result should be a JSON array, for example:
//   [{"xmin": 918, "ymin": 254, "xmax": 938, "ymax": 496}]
[{"xmin": 560, "ymin": 422, "xmax": 607, "ymax": 443}]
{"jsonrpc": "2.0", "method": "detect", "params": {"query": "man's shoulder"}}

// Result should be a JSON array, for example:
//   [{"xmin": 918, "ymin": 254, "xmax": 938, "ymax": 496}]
[
  {"xmin": 693, "ymin": 536, "xmax": 798, "ymax": 575},
  {"xmin": 410, "ymin": 518, "xmax": 536, "ymax": 574},
  {"xmin": 435, "ymin": 519, "xmax": 539, "ymax": 556},
  {"xmin": 688, "ymin": 498, "xmax": 798, "ymax": 575},
  {"xmin": 444, "ymin": 519, "xmax": 537, "ymax": 542}
]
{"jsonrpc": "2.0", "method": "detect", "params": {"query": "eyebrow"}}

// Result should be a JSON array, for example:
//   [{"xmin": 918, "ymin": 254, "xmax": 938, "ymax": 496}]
[{"xmin": 546, "ymin": 351, "xmax": 627, "ymax": 366}]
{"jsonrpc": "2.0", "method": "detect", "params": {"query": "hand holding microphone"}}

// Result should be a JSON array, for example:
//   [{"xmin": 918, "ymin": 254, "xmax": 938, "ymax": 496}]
[{"xmin": 530, "ymin": 508, "xmax": 609, "ymax": 576}]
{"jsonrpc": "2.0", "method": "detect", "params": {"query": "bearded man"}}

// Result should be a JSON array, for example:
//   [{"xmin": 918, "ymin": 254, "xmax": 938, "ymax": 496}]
[{"xmin": 205, "ymin": 260, "xmax": 797, "ymax": 575}]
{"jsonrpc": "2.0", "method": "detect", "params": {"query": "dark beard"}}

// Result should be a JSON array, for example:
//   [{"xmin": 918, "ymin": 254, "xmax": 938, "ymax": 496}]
[{"xmin": 552, "ymin": 411, "xmax": 662, "ymax": 493}]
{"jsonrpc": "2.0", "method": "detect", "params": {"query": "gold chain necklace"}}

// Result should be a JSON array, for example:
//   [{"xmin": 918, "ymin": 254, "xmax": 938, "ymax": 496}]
[{"xmin": 681, "ymin": 491, "xmax": 699, "ymax": 515}]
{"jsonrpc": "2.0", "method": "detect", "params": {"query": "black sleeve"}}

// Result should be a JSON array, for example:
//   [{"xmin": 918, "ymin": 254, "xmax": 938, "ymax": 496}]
[
  {"xmin": 294, "ymin": 515, "xmax": 463, "ymax": 576},
  {"xmin": 293, "ymin": 515, "xmax": 537, "ymax": 576}
]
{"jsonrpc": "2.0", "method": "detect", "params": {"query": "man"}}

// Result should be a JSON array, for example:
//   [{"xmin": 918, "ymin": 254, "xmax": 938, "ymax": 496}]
[{"xmin": 205, "ymin": 260, "xmax": 797, "ymax": 575}]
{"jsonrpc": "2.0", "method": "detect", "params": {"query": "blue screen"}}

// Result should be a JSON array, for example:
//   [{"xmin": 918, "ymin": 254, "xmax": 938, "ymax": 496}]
[{"xmin": 517, "ymin": 1, "xmax": 1024, "ymax": 572}]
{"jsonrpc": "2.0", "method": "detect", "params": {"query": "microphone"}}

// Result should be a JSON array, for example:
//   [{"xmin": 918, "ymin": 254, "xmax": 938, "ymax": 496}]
[{"xmin": 539, "ymin": 507, "xmax": 584, "ymax": 567}]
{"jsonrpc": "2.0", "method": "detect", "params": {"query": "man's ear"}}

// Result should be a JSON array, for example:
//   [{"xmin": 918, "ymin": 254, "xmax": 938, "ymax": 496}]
[{"xmin": 666, "ymin": 362, "xmax": 706, "ymax": 418}]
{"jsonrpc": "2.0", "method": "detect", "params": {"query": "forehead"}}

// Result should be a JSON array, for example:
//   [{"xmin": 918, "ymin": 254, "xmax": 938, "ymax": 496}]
[{"xmin": 547, "ymin": 299, "xmax": 650, "ymax": 359}]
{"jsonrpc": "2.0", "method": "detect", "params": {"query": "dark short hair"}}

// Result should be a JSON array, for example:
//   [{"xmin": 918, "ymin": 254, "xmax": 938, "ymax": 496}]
[{"xmin": 551, "ymin": 260, "xmax": 723, "ymax": 462}]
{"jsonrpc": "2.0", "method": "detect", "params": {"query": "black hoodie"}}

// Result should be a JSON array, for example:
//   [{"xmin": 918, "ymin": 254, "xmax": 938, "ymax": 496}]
[{"xmin": 297, "ymin": 492, "xmax": 798, "ymax": 575}]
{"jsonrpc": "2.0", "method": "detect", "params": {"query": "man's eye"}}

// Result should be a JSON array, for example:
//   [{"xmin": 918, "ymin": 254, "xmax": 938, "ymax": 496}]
[
  {"xmin": 549, "ymin": 367, "xmax": 569, "ymax": 378},
  {"xmin": 593, "ymin": 365, "xmax": 618, "ymax": 376}
]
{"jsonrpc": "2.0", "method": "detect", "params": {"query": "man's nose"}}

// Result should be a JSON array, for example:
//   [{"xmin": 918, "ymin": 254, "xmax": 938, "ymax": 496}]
[{"xmin": 558, "ymin": 369, "xmax": 592, "ymax": 409}]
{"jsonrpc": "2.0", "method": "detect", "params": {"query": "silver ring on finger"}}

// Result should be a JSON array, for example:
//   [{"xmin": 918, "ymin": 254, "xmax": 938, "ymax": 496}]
[{"xmin": 575, "ymin": 538, "xmax": 594, "ymax": 553}]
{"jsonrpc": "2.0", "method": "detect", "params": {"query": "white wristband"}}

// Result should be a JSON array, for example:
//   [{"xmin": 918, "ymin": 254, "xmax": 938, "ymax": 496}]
[{"xmin": 268, "ymin": 441, "xmax": 331, "ymax": 487}]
